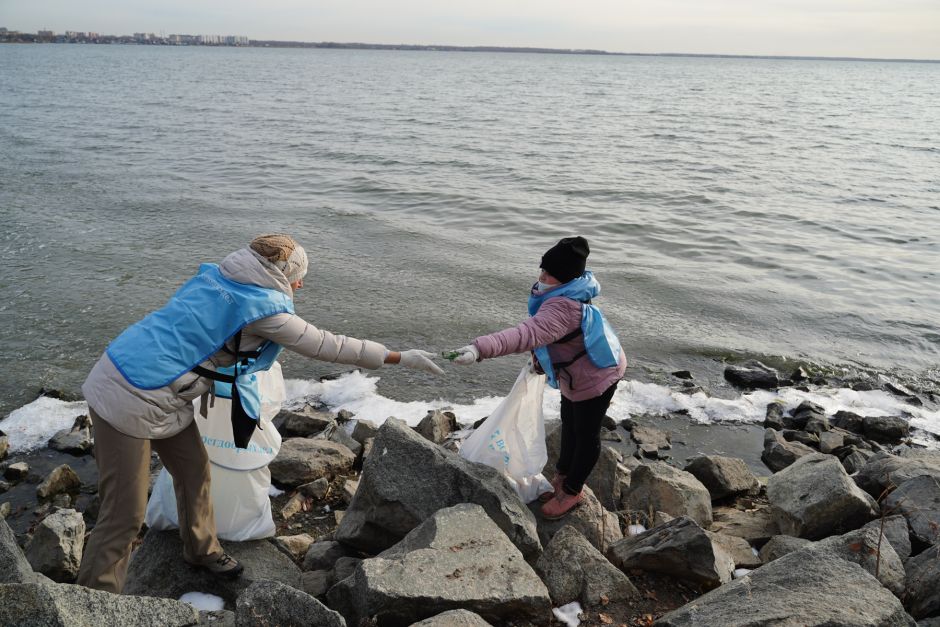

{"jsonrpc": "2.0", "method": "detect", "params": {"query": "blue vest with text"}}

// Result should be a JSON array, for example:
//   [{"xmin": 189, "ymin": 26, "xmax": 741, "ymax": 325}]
[
  {"xmin": 528, "ymin": 271, "xmax": 622, "ymax": 390},
  {"xmin": 106, "ymin": 263, "xmax": 294, "ymax": 420}
]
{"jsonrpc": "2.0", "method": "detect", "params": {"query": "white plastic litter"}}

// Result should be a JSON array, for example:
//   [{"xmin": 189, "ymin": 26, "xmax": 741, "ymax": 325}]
[
  {"xmin": 179, "ymin": 591, "xmax": 225, "ymax": 612},
  {"xmin": 552, "ymin": 601, "xmax": 583, "ymax": 627},
  {"xmin": 459, "ymin": 366, "xmax": 553, "ymax": 503},
  {"xmin": 145, "ymin": 362, "xmax": 285, "ymax": 541}
]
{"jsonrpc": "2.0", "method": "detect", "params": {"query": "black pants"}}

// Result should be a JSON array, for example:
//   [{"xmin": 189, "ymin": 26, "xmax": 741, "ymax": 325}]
[{"xmin": 556, "ymin": 381, "xmax": 618, "ymax": 495}]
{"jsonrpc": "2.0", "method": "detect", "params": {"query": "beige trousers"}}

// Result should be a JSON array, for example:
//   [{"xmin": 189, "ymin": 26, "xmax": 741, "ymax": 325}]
[{"xmin": 76, "ymin": 409, "xmax": 223, "ymax": 593}]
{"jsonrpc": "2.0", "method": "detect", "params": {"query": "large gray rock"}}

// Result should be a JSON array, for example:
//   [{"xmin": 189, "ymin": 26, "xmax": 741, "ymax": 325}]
[
  {"xmin": 758, "ymin": 535, "xmax": 812, "ymax": 563},
  {"xmin": 331, "ymin": 556, "xmax": 361, "ymax": 583},
  {"xmin": 536, "ymin": 525, "xmax": 638, "ymax": 607},
  {"xmin": 841, "ymin": 446, "xmax": 875, "ymax": 474},
  {"xmin": 327, "ymin": 504, "xmax": 551, "ymax": 626},
  {"xmin": 706, "ymin": 531, "xmax": 762, "ymax": 568},
  {"xmin": 273, "ymin": 533, "xmax": 315, "ymax": 563},
  {"xmin": 584, "ymin": 446, "xmax": 631, "ymax": 511},
  {"xmin": 607, "ymin": 516, "xmax": 734, "ymax": 590},
  {"xmin": 268, "ymin": 438, "xmax": 356, "ymax": 487},
  {"xmin": 351, "ymin": 419, "xmax": 379, "ymax": 444},
  {"xmin": 334, "ymin": 418, "xmax": 541, "ymax": 559},
  {"xmin": 832, "ymin": 409, "xmax": 868, "ymax": 433},
  {"xmin": 710, "ymin": 504, "xmax": 779, "ymax": 544},
  {"xmin": 276, "ymin": 406, "xmax": 335, "ymax": 437},
  {"xmin": 0, "ymin": 517, "xmax": 40, "ymax": 584},
  {"xmin": 724, "ymin": 361, "xmax": 780, "ymax": 390},
  {"xmin": 4, "ymin": 461, "xmax": 29, "ymax": 481},
  {"xmin": 531, "ymin": 485, "xmax": 622, "ymax": 553},
  {"xmin": 36, "ymin": 464, "xmax": 81, "ymax": 499},
  {"xmin": 0, "ymin": 582, "xmax": 198, "ymax": 626},
  {"xmin": 303, "ymin": 540, "xmax": 356, "ymax": 572},
  {"xmin": 48, "ymin": 414, "xmax": 94, "ymax": 455},
  {"xmin": 783, "ymin": 400, "xmax": 826, "ymax": 430},
  {"xmin": 409, "ymin": 610, "xmax": 493, "ymax": 626},
  {"xmin": 631, "ymin": 424, "xmax": 671, "ymax": 459},
  {"xmin": 861, "ymin": 514, "xmax": 911, "ymax": 561},
  {"xmin": 301, "ymin": 570, "xmax": 332, "ymax": 598},
  {"xmin": 904, "ymin": 544, "xmax": 940, "ymax": 619},
  {"xmin": 764, "ymin": 402, "xmax": 785, "ymax": 429},
  {"xmin": 854, "ymin": 450, "xmax": 940, "ymax": 498},
  {"xmin": 884, "ymin": 475, "xmax": 940, "ymax": 546},
  {"xmin": 621, "ymin": 461, "xmax": 712, "ymax": 526},
  {"xmin": 415, "ymin": 410, "xmax": 458, "ymax": 445},
  {"xmin": 654, "ymin": 551, "xmax": 916, "ymax": 626},
  {"xmin": 767, "ymin": 453, "xmax": 879, "ymax": 539},
  {"xmin": 864, "ymin": 415, "xmax": 910, "ymax": 443},
  {"xmin": 313, "ymin": 422, "xmax": 363, "ymax": 458},
  {"xmin": 684, "ymin": 455, "xmax": 760, "ymax": 501},
  {"xmin": 25, "ymin": 508, "xmax": 85, "ymax": 582},
  {"xmin": 761, "ymin": 428, "xmax": 815, "ymax": 472},
  {"xmin": 819, "ymin": 431, "xmax": 845, "ymax": 454},
  {"xmin": 124, "ymin": 530, "xmax": 301, "ymax": 607},
  {"xmin": 235, "ymin": 579, "xmax": 345, "ymax": 627},
  {"xmin": 797, "ymin": 525, "xmax": 906, "ymax": 596}
]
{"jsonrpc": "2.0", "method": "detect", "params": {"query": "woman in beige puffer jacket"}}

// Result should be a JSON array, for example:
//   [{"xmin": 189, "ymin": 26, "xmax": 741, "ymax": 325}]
[{"xmin": 77, "ymin": 234, "xmax": 442, "ymax": 593}]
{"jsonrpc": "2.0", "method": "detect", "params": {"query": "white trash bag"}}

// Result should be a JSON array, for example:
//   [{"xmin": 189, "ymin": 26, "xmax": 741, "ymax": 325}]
[
  {"xmin": 459, "ymin": 365, "xmax": 552, "ymax": 503},
  {"xmin": 145, "ymin": 362, "xmax": 285, "ymax": 541}
]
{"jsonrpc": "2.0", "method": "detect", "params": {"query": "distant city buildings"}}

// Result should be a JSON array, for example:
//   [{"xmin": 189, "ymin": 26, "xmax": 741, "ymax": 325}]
[{"xmin": 0, "ymin": 27, "xmax": 250, "ymax": 46}]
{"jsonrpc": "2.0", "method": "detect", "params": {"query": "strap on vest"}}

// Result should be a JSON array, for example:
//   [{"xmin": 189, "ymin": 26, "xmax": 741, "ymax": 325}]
[
  {"xmin": 556, "ymin": 327, "xmax": 583, "ymax": 344},
  {"xmin": 190, "ymin": 330, "xmax": 253, "ymax": 383},
  {"xmin": 219, "ymin": 343, "xmax": 263, "ymax": 360},
  {"xmin": 192, "ymin": 365, "xmax": 236, "ymax": 383},
  {"xmin": 193, "ymin": 330, "xmax": 243, "ymax": 419},
  {"xmin": 552, "ymin": 349, "xmax": 588, "ymax": 391}
]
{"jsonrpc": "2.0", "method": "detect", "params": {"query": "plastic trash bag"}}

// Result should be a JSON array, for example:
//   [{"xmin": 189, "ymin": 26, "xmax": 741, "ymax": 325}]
[
  {"xmin": 459, "ymin": 365, "xmax": 552, "ymax": 503},
  {"xmin": 145, "ymin": 362, "xmax": 285, "ymax": 541}
]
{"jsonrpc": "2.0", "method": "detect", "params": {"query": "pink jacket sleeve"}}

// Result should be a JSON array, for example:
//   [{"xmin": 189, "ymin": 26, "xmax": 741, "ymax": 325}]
[{"xmin": 473, "ymin": 298, "xmax": 582, "ymax": 359}]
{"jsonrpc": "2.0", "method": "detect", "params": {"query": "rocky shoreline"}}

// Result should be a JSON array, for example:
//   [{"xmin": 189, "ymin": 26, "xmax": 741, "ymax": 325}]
[{"xmin": 1, "ymin": 360, "xmax": 939, "ymax": 626}]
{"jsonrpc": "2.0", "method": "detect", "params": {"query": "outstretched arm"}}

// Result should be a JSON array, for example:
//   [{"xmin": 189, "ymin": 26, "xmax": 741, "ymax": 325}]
[
  {"xmin": 247, "ymin": 314, "xmax": 442, "ymax": 374},
  {"xmin": 451, "ymin": 297, "xmax": 582, "ymax": 364}
]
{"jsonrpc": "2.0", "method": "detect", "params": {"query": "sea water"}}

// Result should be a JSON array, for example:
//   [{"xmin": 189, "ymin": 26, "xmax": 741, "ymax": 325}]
[{"xmin": 1, "ymin": 44, "xmax": 938, "ymax": 436}]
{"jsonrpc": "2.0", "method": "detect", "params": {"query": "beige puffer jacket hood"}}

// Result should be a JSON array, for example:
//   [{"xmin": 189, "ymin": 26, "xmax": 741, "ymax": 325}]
[{"xmin": 82, "ymin": 248, "xmax": 387, "ymax": 439}]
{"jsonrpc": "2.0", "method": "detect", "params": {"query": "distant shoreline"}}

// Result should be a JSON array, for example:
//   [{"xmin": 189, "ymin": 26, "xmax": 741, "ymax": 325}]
[{"xmin": 1, "ymin": 39, "xmax": 937, "ymax": 64}]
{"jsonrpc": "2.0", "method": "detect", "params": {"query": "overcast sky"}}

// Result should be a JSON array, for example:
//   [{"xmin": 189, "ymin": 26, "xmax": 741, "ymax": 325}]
[{"xmin": 2, "ymin": 0, "xmax": 938, "ymax": 59}]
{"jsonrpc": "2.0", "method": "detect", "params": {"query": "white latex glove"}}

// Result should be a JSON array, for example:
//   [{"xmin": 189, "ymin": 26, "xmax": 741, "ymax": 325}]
[
  {"xmin": 399, "ymin": 349, "xmax": 445, "ymax": 375},
  {"xmin": 452, "ymin": 345, "xmax": 480, "ymax": 366}
]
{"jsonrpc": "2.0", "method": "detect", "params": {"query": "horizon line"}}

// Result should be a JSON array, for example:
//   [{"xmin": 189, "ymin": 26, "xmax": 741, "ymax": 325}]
[
  {"xmin": 261, "ymin": 40, "xmax": 940, "ymax": 63},
  {"xmin": 3, "ymin": 28, "xmax": 938, "ymax": 63}
]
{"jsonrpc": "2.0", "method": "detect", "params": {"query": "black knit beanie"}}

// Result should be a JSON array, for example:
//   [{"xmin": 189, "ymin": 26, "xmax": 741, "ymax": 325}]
[{"xmin": 540, "ymin": 236, "xmax": 590, "ymax": 283}]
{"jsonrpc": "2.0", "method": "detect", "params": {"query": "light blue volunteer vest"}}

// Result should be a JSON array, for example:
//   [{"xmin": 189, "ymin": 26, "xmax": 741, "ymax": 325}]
[
  {"xmin": 528, "ymin": 271, "xmax": 622, "ymax": 390},
  {"xmin": 106, "ymin": 263, "xmax": 294, "ymax": 421}
]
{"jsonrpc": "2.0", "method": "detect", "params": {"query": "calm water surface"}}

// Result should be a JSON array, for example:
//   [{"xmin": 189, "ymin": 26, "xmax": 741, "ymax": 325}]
[{"xmin": 1, "ymin": 45, "xmax": 938, "ymax": 415}]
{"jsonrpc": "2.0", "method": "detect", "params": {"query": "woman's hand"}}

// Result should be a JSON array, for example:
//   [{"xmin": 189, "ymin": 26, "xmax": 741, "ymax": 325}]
[
  {"xmin": 394, "ymin": 349, "xmax": 445, "ymax": 375},
  {"xmin": 450, "ymin": 345, "xmax": 480, "ymax": 366}
]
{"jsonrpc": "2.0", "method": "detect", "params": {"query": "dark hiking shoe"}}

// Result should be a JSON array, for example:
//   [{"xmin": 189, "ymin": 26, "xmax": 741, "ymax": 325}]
[{"xmin": 194, "ymin": 553, "xmax": 244, "ymax": 579}]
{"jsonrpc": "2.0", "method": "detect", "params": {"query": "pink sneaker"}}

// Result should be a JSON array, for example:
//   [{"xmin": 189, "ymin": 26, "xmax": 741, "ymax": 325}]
[
  {"xmin": 540, "ymin": 488, "xmax": 583, "ymax": 520},
  {"xmin": 538, "ymin": 473, "xmax": 566, "ymax": 503}
]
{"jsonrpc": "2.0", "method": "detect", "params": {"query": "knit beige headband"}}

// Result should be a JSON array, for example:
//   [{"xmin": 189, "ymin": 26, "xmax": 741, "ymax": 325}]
[{"xmin": 250, "ymin": 233, "xmax": 308, "ymax": 283}]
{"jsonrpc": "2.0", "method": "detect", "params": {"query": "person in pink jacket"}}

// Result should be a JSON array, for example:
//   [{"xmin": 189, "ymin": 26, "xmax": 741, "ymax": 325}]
[{"xmin": 450, "ymin": 236, "xmax": 626, "ymax": 519}]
